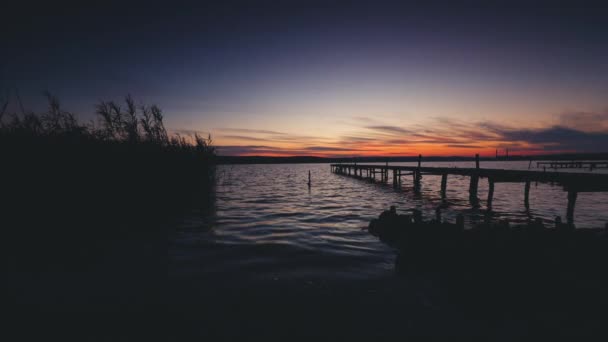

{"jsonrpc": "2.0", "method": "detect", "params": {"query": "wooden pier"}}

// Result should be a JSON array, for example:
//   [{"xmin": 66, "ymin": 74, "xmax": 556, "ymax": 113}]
[
  {"xmin": 536, "ymin": 161, "xmax": 608, "ymax": 170},
  {"xmin": 331, "ymin": 156, "xmax": 608, "ymax": 225}
]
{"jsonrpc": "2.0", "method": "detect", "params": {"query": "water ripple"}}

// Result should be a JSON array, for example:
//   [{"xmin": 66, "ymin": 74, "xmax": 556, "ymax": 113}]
[{"xmin": 171, "ymin": 162, "xmax": 608, "ymax": 280}]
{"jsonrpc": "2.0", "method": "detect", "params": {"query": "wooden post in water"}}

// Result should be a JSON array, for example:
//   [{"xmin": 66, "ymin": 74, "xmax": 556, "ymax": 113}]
[
  {"xmin": 308, "ymin": 170, "xmax": 311, "ymax": 187},
  {"xmin": 414, "ymin": 155, "xmax": 422, "ymax": 192},
  {"xmin": 487, "ymin": 178, "xmax": 495, "ymax": 208},
  {"xmin": 440, "ymin": 174, "xmax": 448, "ymax": 199},
  {"xmin": 524, "ymin": 180, "xmax": 531, "ymax": 208},
  {"xmin": 469, "ymin": 154, "xmax": 480, "ymax": 205},
  {"xmin": 413, "ymin": 171, "xmax": 421, "ymax": 193},
  {"xmin": 385, "ymin": 162, "xmax": 388, "ymax": 182},
  {"xmin": 469, "ymin": 174, "xmax": 479, "ymax": 205},
  {"xmin": 567, "ymin": 190, "xmax": 578, "ymax": 226},
  {"xmin": 393, "ymin": 169, "xmax": 397, "ymax": 187}
]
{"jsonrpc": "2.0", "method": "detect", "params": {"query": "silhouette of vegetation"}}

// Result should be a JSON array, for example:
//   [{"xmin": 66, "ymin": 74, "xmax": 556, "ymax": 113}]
[{"xmin": 1, "ymin": 94, "xmax": 216, "ymax": 271}]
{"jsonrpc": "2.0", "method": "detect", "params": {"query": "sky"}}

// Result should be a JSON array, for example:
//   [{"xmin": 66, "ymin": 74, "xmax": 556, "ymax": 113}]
[{"xmin": 3, "ymin": 1, "xmax": 608, "ymax": 157}]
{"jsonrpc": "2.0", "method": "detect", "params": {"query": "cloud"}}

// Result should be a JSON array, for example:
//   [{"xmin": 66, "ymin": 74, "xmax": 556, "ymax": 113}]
[
  {"xmin": 494, "ymin": 126, "xmax": 608, "ymax": 152},
  {"xmin": 215, "ymin": 145, "xmax": 281, "ymax": 155},
  {"xmin": 559, "ymin": 111, "xmax": 608, "ymax": 133},
  {"xmin": 214, "ymin": 110, "xmax": 608, "ymax": 156},
  {"xmin": 170, "ymin": 128, "xmax": 210, "ymax": 136},
  {"xmin": 339, "ymin": 135, "xmax": 377, "ymax": 143},
  {"xmin": 220, "ymin": 135, "xmax": 272, "ymax": 141},
  {"xmin": 303, "ymin": 146, "xmax": 380, "ymax": 152},
  {"xmin": 365, "ymin": 125, "xmax": 411, "ymax": 135},
  {"xmin": 217, "ymin": 128, "xmax": 287, "ymax": 135},
  {"xmin": 446, "ymin": 144, "xmax": 484, "ymax": 149}
]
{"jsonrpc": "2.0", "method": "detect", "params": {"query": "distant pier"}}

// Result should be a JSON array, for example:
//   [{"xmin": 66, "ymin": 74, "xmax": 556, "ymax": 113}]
[
  {"xmin": 536, "ymin": 160, "xmax": 608, "ymax": 170},
  {"xmin": 331, "ymin": 155, "xmax": 608, "ymax": 225}
]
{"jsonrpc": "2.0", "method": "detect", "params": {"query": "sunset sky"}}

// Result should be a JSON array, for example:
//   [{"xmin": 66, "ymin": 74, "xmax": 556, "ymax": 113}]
[{"xmin": 4, "ymin": 1, "xmax": 608, "ymax": 156}]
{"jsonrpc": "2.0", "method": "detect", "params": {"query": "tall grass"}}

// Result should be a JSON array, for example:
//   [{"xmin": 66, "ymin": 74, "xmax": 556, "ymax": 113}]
[{"xmin": 1, "ymin": 94, "xmax": 216, "ymax": 269}]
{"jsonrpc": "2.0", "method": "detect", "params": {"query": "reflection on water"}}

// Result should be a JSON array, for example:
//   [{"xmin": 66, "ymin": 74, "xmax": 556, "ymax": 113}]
[{"xmin": 170, "ymin": 161, "xmax": 608, "ymax": 280}]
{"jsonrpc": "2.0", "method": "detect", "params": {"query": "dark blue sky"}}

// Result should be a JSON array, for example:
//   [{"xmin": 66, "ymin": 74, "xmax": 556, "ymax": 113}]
[{"xmin": 3, "ymin": 1, "xmax": 608, "ymax": 155}]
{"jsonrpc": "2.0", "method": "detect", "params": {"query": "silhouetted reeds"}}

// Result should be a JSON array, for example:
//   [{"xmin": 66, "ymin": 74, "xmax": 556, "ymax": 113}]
[{"xmin": 1, "ymin": 94, "xmax": 215, "ymax": 270}]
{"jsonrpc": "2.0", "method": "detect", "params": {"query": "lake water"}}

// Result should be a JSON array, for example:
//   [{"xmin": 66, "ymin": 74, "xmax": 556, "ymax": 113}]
[{"xmin": 170, "ymin": 161, "xmax": 608, "ymax": 282}]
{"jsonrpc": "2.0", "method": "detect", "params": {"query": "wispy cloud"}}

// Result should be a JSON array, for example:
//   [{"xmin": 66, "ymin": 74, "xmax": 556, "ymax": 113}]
[
  {"xmin": 559, "ymin": 110, "xmax": 608, "ymax": 133},
  {"xmin": 446, "ymin": 144, "xmax": 484, "ymax": 149},
  {"xmin": 220, "ymin": 135, "xmax": 272, "ymax": 142},
  {"xmin": 366, "ymin": 125, "xmax": 412, "ymax": 135},
  {"xmin": 170, "ymin": 128, "xmax": 210, "ymax": 136},
  {"xmin": 217, "ymin": 128, "xmax": 287, "ymax": 135},
  {"xmin": 213, "ymin": 110, "xmax": 608, "ymax": 156}
]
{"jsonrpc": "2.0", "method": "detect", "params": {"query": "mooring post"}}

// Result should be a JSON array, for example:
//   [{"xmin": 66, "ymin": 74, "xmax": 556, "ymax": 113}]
[
  {"xmin": 475, "ymin": 153, "xmax": 480, "ymax": 169},
  {"xmin": 440, "ymin": 174, "xmax": 448, "ymax": 199},
  {"xmin": 308, "ymin": 170, "xmax": 311, "ymax": 187},
  {"xmin": 418, "ymin": 154, "xmax": 422, "ymax": 168},
  {"xmin": 487, "ymin": 178, "xmax": 495, "ymax": 208},
  {"xmin": 566, "ymin": 190, "xmax": 578, "ymax": 226},
  {"xmin": 524, "ymin": 180, "xmax": 531, "ymax": 208}
]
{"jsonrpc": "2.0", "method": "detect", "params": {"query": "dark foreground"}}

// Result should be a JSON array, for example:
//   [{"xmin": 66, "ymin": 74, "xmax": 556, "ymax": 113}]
[
  {"xmin": 168, "ymin": 261, "xmax": 607, "ymax": 340},
  {"xmin": 5, "ymin": 225, "xmax": 608, "ymax": 340},
  {"xmin": 170, "ymin": 209, "xmax": 608, "ymax": 340}
]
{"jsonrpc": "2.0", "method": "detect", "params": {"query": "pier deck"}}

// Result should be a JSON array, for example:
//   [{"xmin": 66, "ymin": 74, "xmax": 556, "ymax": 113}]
[{"xmin": 330, "ymin": 160, "xmax": 608, "ymax": 225}]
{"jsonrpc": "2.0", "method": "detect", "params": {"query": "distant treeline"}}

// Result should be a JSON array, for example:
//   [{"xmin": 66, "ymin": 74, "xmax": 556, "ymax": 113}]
[
  {"xmin": 218, "ymin": 153, "xmax": 608, "ymax": 165},
  {"xmin": 1, "ymin": 94, "xmax": 216, "ymax": 269}
]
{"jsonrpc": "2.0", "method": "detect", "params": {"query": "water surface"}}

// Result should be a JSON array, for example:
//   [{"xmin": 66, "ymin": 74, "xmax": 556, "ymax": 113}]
[{"xmin": 170, "ymin": 161, "xmax": 608, "ymax": 280}]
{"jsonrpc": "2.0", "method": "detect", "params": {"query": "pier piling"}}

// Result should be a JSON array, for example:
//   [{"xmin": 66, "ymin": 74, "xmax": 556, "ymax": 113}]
[
  {"xmin": 440, "ymin": 174, "xmax": 448, "ymax": 199},
  {"xmin": 524, "ymin": 180, "xmax": 531, "ymax": 208},
  {"xmin": 567, "ymin": 191, "xmax": 578, "ymax": 226},
  {"xmin": 487, "ymin": 178, "xmax": 495, "ymax": 208},
  {"xmin": 469, "ymin": 174, "xmax": 479, "ymax": 205},
  {"xmin": 393, "ymin": 169, "xmax": 398, "ymax": 187}
]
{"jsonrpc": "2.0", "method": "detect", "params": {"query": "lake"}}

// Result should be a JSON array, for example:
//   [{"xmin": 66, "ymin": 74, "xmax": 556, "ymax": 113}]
[{"xmin": 170, "ymin": 161, "xmax": 608, "ymax": 282}]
